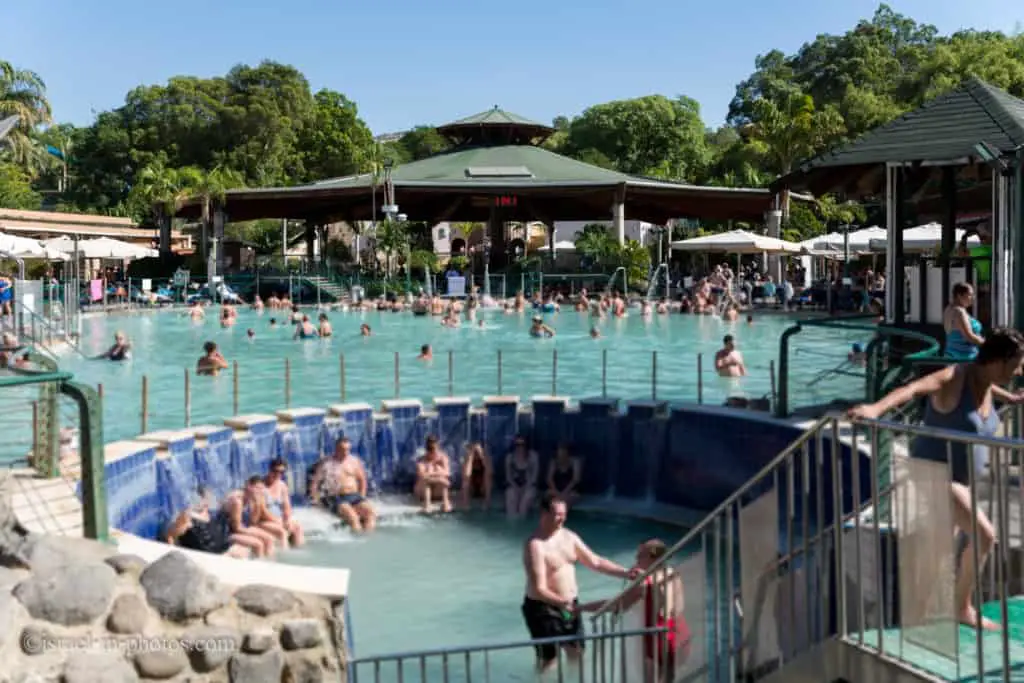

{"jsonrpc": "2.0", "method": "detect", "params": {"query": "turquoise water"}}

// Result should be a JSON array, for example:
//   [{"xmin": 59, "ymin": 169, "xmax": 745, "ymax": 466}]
[
  {"xmin": 281, "ymin": 506, "xmax": 689, "ymax": 678},
  {"xmin": 55, "ymin": 307, "xmax": 864, "ymax": 442}
]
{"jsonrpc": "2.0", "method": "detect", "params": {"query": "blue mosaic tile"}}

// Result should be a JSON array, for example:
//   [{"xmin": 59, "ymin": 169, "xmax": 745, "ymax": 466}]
[{"xmin": 484, "ymin": 402, "xmax": 519, "ymax": 486}]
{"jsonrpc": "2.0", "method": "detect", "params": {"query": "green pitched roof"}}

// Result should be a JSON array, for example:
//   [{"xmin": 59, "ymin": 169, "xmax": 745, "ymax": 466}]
[
  {"xmin": 780, "ymin": 77, "xmax": 1024, "ymax": 189},
  {"xmin": 315, "ymin": 144, "xmax": 630, "ymax": 188},
  {"xmin": 440, "ymin": 106, "xmax": 550, "ymax": 129}
]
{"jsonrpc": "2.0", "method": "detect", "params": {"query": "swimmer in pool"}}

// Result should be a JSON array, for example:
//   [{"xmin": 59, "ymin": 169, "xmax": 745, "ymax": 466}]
[
  {"xmin": 188, "ymin": 301, "xmax": 205, "ymax": 320},
  {"xmin": 590, "ymin": 326, "xmax": 601, "ymax": 339},
  {"xmin": 293, "ymin": 315, "xmax": 319, "ymax": 339},
  {"xmin": 746, "ymin": 315, "xmax": 754, "ymax": 325},
  {"xmin": 310, "ymin": 436, "xmax": 377, "ymax": 532},
  {"xmin": 318, "ymin": 313, "xmax": 333, "ymax": 337},
  {"xmin": 360, "ymin": 323, "xmax": 372, "ymax": 337},
  {"xmin": 246, "ymin": 328, "xmax": 255, "ymax": 340},
  {"xmin": 714, "ymin": 335, "xmax": 746, "ymax": 377},
  {"xmin": 196, "ymin": 341, "xmax": 229, "ymax": 376},
  {"xmin": 97, "ymin": 331, "xmax": 131, "ymax": 361},
  {"xmin": 530, "ymin": 316, "xmax": 555, "ymax": 338},
  {"xmin": 418, "ymin": 344, "xmax": 433, "ymax": 361},
  {"xmin": 849, "ymin": 342, "xmax": 868, "ymax": 366}
]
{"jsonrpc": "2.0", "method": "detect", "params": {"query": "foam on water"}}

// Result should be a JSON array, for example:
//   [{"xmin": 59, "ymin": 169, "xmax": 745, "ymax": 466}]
[{"xmin": 290, "ymin": 498, "xmax": 432, "ymax": 544}]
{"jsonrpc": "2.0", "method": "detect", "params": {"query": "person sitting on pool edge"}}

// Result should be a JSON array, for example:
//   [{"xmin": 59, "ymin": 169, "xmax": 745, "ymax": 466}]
[
  {"xmin": 196, "ymin": 341, "xmax": 229, "ymax": 376},
  {"xmin": 310, "ymin": 436, "xmax": 377, "ymax": 533},
  {"xmin": 260, "ymin": 458, "xmax": 305, "ymax": 548},
  {"xmin": 164, "ymin": 486, "xmax": 263, "ymax": 558},
  {"xmin": 415, "ymin": 435, "xmax": 452, "ymax": 513},
  {"xmin": 547, "ymin": 444, "xmax": 582, "ymax": 504},
  {"xmin": 506, "ymin": 435, "xmax": 540, "ymax": 518},
  {"xmin": 460, "ymin": 442, "xmax": 492, "ymax": 510}
]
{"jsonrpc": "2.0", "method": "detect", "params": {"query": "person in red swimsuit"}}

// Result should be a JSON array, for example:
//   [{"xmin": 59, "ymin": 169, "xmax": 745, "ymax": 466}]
[{"xmin": 581, "ymin": 539, "xmax": 690, "ymax": 682}]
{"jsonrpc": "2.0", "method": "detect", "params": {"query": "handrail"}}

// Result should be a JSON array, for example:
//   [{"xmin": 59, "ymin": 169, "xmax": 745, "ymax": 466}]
[{"xmin": 589, "ymin": 412, "xmax": 834, "ymax": 621}]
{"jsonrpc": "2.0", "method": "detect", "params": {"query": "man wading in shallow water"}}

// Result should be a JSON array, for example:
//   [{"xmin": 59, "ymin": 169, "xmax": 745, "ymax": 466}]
[{"xmin": 521, "ymin": 493, "xmax": 638, "ymax": 673}]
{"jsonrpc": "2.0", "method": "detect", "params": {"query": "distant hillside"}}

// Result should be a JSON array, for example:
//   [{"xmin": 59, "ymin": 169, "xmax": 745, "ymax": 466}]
[{"xmin": 374, "ymin": 131, "xmax": 405, "ymax": 143}]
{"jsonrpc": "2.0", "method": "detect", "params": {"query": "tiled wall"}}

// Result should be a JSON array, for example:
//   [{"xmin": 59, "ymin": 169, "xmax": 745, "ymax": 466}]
[{"xmin": 100, "ymin": 397, "xmax": 873, "ymax": 544}]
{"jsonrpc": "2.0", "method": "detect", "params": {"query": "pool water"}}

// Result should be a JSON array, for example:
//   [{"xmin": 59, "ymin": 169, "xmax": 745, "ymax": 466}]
[
  {"xmin": 58, "ymin": 308, "xmax": 863, "ymax": 442},
  {"xmin": 281, "ymin": 506, "xmax": 686, "ymax": 665}
]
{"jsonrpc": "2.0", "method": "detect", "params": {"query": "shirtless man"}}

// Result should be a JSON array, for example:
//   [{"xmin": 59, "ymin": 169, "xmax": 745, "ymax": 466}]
[
  {"xmin": 714, "ymin": 335, "xmax": 746, "ymax": 377},
  {"xmin": 414, "ymin": 435, "xmax": 452, "ymax": 513},
  {"xmin": 197, "ymin": 341, "xmax": 229, "ymax": 376},
  {"xmin": 522, "ymin": 493, "xmax": 637, "ymax": 671},
  {"xmin": 310, "ymin": 437, "xmax": 377, "ymax": 533}
]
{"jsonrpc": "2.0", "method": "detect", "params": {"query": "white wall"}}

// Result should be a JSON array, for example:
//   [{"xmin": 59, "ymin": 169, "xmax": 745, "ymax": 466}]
[{"xmin": 553, "ymin": 220, "xmax": 654, "ymax": 245}]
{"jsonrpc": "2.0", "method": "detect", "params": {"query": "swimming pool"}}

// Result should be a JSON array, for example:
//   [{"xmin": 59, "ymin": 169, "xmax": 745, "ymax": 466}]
[
  {"xmin": 58, "ymin": 308, "xmax": 863, "ymax": 443},
  {"xmin": 282, "ymin": 505, "xmax": 693, "ymax": 679}
]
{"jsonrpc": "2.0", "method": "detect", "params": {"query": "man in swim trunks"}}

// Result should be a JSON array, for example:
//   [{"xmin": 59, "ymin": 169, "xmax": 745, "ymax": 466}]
[
  {"xmin": 197, "ymin": 341, "xmax": 229, "ymax": 376},
  {"xmin": 310, "ymin": 436, "xmax": 377, "ymax": 533},
  {"xmin": 522, "ymin": 493, "xmax": 638, "ymax": 672},
  {"xmin": 714, "ymin": 335, "xmax": 746, "ymax": 377}
]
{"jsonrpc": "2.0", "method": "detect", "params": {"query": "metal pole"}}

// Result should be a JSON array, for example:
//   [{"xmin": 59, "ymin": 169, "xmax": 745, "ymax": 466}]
[
  {"xmin": 340, "ymin": 352, "xmax": 347, "ymax": 402},
  {"xmin": 141, "ymin": 375, "xmax": 149, "ymax": 434},
  {"xmin": 394, "ymin": 351, "xmax": 400, "ymax": 398},
  {"xmin": 232, "ymin": 361, "xmax": 240, "ymax": 416},
  {"xmin": 769, "ymin": 360, "xmax": 777, "ymax": 411},
  {"xmin": 31, "ymin": 401, "xmax": 38, "ymax": 463},
  {"xmin": 184, "ymin": 369, "xmax": 191, "ymax": 427},
  {"xmin": 448, "ymin": 350, "xmax": 454, "ymax": 396},
  {"xmin": 284, "ymin": 358, "xmax": 291, "ymax": 408},
  {"xmin": 552, "ymin": 349, "xmax": 557, "ymax": 396},
  {"xmin": 602, "ymin": 349, "xmax": 608, "ymax": 397},
  {"xmin": 697, "ymin": 353, "xmax": 704, "ymax": 404},
  {"xmin": 497, "ymin": 350, "xmax": 503, "ymax": 395},
  {"xmin": 652, "ymin": 351, "xmax": 658, "ymax": 400}
]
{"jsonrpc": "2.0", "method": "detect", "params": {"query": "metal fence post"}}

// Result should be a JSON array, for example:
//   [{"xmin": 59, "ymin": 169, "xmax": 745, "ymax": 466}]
[
  {"xmin": 284, "ymin": 359, "xmax": 291, "ymax": 409},
  {"xmin": 697, "ymin": 353, "xmax": 704, "ymax": 404},
  {"xmin": 652, "ymin": 351, "xmax": 658, "ymax": 400},
  {"xmin": 497, "ymin": 350, "xmax": 503, "ymax": 395},
  {"xmin": 769, "ymin": 360, "xmax": 777, "ymax": 410},
  {"xmin": 184, "ymin": 369, "xmax": 191, "ymax": 427},
  {"xmin": 601, "ymin": 349, "xmax": 608, "ymax": 398},
  {"xmin": 552, "ymin": 349, "xmax": 558, "ymax": 395},
  {"xmin": 394, "ymin": 351, "xmax": 400, "ymax": 398},
  {"xmin": 448, "ymin": 351, "xmax": 454, "ymax": 396},
  {"xmin": 141, "ymin": 375, "xmax": 149, "ymax": 434},
  {"xmin": 340, "ymin": 352, "xmax": 347, "ymax": 402},
  {"xmin": 232, "ymin": 361, "xmax": 240, "ymax": 416}
]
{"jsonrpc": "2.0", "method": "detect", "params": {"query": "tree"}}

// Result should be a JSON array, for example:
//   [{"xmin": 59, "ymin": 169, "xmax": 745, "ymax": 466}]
[
  {"xmin": 395, "ymin": 126, "xmax": 450, "ymax": 162},
  {"xmin": 0, "ymin": 61, "xmax": 52, "ymax": 172},
  {"xmin": 745, "ymin": 89, "xmax": 846, "ymax": 177},
  {"xmin": 573, "ymin": 224, "xmax": 619, "ymax": 266},
  {"xmin": 0, "ymin": 163, "xmax": 41, "ymax": 209},
  {"xmin": 298, "ymin": 90, "xmax": 375, "ymax": 180},
  {"xmin": 563, "ymin": 95, "xmax": 709, "ymax": 181}
]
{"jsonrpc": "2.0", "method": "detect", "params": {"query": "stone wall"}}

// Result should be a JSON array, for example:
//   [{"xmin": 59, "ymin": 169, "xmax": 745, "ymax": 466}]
[{"xmin": 0, "ymin": 532, "xmax": 346, "ymax": 683}]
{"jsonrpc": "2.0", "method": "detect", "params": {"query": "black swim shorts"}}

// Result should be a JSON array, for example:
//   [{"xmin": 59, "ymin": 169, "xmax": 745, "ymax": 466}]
[
  {"xmin": 521, "ymin": 596, "xmax": 583, "ymax": 662},
  {"xmin": 323, "ymin": 493, "xmax": 366, "ymax": 511}
]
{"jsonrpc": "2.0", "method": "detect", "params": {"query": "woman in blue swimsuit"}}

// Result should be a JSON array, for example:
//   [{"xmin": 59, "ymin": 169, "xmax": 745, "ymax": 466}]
[
  {"xmin": 0, "ymin": 275, "xmax": 12, "ymax": 317},
  {"xmin": 849, "ymin": 329, "xmax": 1024, "ymax": 630},
  {"xmin": 944, "ymin": 282, "xmax": 985, "ymax": 360}
]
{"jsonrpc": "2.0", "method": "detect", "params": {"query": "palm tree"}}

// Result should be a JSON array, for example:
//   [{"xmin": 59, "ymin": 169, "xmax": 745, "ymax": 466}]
[
  {"xmin": 0, "ymin": 61, "xmax": 52, "ymax": 171},
  {"xmin": 177, "ymin": 166, "xmax": 245, "ymax": 257},
  {"xmin": 573, "ymin": 224, "xmax": 618, "ymax": 267}
]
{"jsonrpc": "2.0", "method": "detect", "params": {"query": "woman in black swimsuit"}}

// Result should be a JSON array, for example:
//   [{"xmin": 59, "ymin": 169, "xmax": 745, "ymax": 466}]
[
  {"xmin": 504, "ymin": 435, "xmax": 538, "ymax": 518},
  {"xmin": 460, "ymin": 442, "xmax": 492, "ymax": 510},
  {"xmin": 164, "ymin": 487, "xmax": 262, "ymax": 558},
  {"xmin": 546, "ymin": 444, "xmax": 581, "ymax": 503}
]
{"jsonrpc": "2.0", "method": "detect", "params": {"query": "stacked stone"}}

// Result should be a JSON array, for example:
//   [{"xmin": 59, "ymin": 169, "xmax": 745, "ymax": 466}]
[{"xmin": 0, "ymin": 536, "xmax": 345, "ymax": 683}]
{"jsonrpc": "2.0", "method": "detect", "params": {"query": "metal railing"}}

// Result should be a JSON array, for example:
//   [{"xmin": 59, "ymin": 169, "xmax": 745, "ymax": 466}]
[
  {"xmin": 775, "ymin": 315, "xmax": 943, "ymax": 418},
  {"xmin": 348, "ymin": 626, "xmax": 669, "ymax": 683},
  {"xmin": 590, "ymin": 407, "xmax": 1024, "ymax": 683},
  {"xmin": 100, "ymin": 347, "xmax": 784, "ymax": 441}
]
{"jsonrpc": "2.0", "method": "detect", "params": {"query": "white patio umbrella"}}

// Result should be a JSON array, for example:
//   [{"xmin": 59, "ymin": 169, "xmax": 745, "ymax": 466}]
[
  {"xmin": 44, "ymin": 236, "xmax": 157, "ymax": 259},
  {"xmin": 0, "ymin": 232, "xmax": 69, "ymax": 260},
  {"xmin": 802, "ymin": 226, "xmax": 887, "ymax": 252},
  {"xmin": 670, "ymin": 229, "xmax": 801, "ymax": 254},
  {"xmin": 868, "ymin": 223, "xmax": 981, "ymax": 252}
]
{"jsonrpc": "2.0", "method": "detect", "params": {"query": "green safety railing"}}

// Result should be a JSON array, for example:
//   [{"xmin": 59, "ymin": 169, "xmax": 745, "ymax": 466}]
[{"xmin": 1, "ymin": 351, "xmax": 107, "ymax": 540}]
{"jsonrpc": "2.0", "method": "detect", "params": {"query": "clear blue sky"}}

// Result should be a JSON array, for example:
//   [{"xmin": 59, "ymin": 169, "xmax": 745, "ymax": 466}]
[{"xmin": 2, "ymin": 0, "xmax": 1020, "ymax": 135}]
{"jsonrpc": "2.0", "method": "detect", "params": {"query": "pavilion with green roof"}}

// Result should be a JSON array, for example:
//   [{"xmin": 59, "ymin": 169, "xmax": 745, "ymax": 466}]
[
  {"xmin": 772, "ymin": 76, "xmax": 1024, "ymax": 330},
  {"xmin": 176, "ymin": 106, "xmax": 780, "ymax": 269}
]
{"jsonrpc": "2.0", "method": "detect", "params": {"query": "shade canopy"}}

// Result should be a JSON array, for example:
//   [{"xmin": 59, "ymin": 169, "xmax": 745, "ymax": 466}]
[
  {"xmin": 801, "ymin": 226, "xmax": 888, "ymax": 252},
  {"xmin": 0, "ymin": 232, "xmax": 68, "ymax": 260},
  {"xmin": 44, "ymin": 236, "xmax": 157, "ymax": 260},
  {"xmin": 868, "ymin": 223, "xmax": 981, "ymax": 252},
  {"xmin": 670, "ymin": 229, "xmax": 801, "ymax": 254}
]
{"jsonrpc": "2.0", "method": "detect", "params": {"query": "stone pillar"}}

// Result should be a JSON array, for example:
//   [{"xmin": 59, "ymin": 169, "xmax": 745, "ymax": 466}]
[
  {"xmin": 612, "ymin": 185, "xmax": 626, "ymax": 246},
  {"xmin": 158, "ymin": 213, "xmax": 172, "ymax": 257},
  {"xmin": 765, "ymin": 209, "xmax": 783, "ymax": 283},
  {"xmin": 487, "ymin": 205, "xmax": 507, "ymax": 270},
  {"xmin": 212, "ymin": 205, "xmax": 226, "ymax": 277}
]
